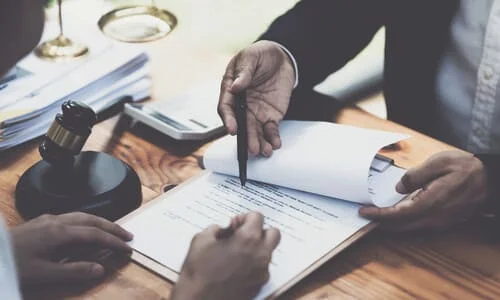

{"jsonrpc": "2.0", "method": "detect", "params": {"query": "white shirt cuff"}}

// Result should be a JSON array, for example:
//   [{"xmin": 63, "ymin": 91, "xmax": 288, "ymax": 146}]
[{"xmin": 277, "ymin": 44, "xmax": 299, "ymax": 88}]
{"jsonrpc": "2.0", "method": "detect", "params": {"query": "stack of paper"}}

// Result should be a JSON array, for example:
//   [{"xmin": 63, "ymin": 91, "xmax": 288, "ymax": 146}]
[{"xmin": 0, "ymin": 22, "xmax": 151, "ymax": 151}]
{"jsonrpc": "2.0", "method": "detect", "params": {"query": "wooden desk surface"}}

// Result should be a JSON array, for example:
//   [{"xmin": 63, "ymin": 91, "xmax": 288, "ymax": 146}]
[
  {"xmin": 3, "ymin": 1, "xmax": 500, "ymax": 298},
  {"xmin": 3, "ymin": 100, "xmax": 500, "ymax": 299}
]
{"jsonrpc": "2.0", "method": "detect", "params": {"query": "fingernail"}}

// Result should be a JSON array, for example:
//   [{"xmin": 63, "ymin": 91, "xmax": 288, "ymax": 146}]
[
  {"xmin": 395, "ymin": 181, "xmax": 406, "ymax": 194},
  {"xmin": 125, "ymin": 231, "xmax": 134, "ymax": 240}
]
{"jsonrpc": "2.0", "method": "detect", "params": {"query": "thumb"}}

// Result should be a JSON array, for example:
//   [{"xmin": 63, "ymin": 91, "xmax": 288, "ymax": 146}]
[
  {"xmin": 40, "ymin": 261, "xmax": 105, "ymax": 282},
  {"xmin": 230, "ymin": 52, "xmax": 259, "ymax": 93},
  {"xmin": 396, "ymin": 160, "xmax": 446, "ymax": 194}
]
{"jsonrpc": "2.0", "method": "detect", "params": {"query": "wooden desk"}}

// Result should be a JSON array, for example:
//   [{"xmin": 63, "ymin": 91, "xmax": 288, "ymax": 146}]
[
  {"xmin": 3, "ymin": 101, "xmax": 500, "ymax": 299},
  {"xmin": 3, "ymin": 1, "xmax": 500, "ymax": 298}
]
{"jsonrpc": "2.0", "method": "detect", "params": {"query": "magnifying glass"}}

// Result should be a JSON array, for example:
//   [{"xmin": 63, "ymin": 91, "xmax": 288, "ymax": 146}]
[{"xmin": 98, "ymin": 1, "xmax": 177, "ymax": 43}]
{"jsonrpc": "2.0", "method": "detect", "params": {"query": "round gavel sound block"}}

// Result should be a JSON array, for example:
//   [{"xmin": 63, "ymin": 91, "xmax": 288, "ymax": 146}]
[{"xmin": 15, "ymin": 101, "xmax": 141, "ymax": 221}]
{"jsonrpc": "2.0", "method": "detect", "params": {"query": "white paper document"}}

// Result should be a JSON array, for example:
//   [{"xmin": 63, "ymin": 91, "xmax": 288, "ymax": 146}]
[
  {"xmin": 204, "ymin": 121, "xmax": 408, "ymax": 207},
  {"xmin": 121, "ymin": 121, "xmax": 410, "ymax": 299},
  {"xmin": 123, "ymin": 172, "xmax": 371, "ymax": 300}
]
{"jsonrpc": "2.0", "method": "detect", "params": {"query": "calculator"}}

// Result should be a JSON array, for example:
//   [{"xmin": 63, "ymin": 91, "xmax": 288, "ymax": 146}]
[{"xmin": 124, "ymin": 82, "xmax": 225, "ymax": 140}]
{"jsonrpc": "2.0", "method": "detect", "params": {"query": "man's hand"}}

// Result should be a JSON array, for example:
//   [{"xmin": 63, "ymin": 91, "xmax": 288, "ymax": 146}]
[
  {"xmin": 360, "ymin": 151, "xmax": 489, "ymax": 231},
  {"xmin": 218, "ymin": 40, "xmax": 296, "ymax": 157},
  {"xmin": 11, "ymin": 213, "xmax": 133, "ymax": 285},
  {"xmin": 171, "ymin": 212, "xmax": 281, "ymax": 300}
]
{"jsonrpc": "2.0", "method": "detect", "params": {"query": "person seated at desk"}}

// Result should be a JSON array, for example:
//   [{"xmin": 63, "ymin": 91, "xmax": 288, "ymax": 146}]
[
  {"xmin": 218, "ymin": 0, "xmax": 500, "ymax": 231},
  {"xmin": 0, "ymin": 1, "xmax": 279, "ymax": 299},
  {"xmin": 5, "ymin": 212, "xmax": 278, "ymax": 300}
]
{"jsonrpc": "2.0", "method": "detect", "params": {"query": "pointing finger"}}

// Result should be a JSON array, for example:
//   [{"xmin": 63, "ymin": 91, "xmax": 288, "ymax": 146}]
[{"xmin": 63, "ymin": 226, "xmax": 133, "ymax": 253}]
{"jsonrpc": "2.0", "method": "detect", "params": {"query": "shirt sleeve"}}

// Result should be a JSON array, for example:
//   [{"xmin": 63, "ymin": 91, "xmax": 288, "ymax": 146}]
[
  {"xmin": 276, "ymin": 43, "xmax": 299, "ymax": 88},
  {"xmin": 259, "ymin": 0, "xmax": 384, "ymax": 90},
  {"xmin": 0, "ymin": 219, "xmax": 22, "ymax": 300}
]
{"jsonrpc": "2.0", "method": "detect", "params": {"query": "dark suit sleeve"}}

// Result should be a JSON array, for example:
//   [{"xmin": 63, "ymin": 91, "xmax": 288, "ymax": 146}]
[
  {"xmin": 259, "ymin": 0, "xmax": 386, "ymax": 90},
  {"xmin": 475, "ymin": 154, "xmax": 500, "ymax": 214}
]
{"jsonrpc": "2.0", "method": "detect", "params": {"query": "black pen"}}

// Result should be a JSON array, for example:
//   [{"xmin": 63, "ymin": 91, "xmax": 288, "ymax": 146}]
[{"xmin": 235, "ymin": 92, "xmax": 247, "ymax": 186}]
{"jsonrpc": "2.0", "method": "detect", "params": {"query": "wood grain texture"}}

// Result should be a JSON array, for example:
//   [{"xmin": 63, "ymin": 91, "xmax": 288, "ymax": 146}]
[{"xmin": 4, "ymin": 103, "xmax": 500, "ymax": 300}]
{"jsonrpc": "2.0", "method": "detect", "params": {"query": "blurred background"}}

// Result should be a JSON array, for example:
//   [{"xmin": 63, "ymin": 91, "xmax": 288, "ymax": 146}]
[{"xmin": 45, "ymin": 0, "xmax": 386, "ymax": 118}]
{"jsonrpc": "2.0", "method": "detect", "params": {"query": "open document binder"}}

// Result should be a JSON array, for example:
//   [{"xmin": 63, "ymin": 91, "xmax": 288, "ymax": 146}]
[{"xmin": 118, "ymin": 121, "xmax": 409, "ymax": 300}]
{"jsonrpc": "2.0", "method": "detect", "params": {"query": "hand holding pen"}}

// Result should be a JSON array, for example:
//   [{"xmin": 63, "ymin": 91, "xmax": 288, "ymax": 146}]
[
  {"xmin": 174, "ymin": 212, "xmax": 281, "ymax": 300},
  {"xmin": 217, "ymin": 41, "xmax": 293, "ymax": 157}
]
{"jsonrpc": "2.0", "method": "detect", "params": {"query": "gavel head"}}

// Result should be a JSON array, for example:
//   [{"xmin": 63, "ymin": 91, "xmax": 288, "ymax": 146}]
[{"xmin": 39, "ymin": 101, "xmax": 97, "ymax": 167}]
